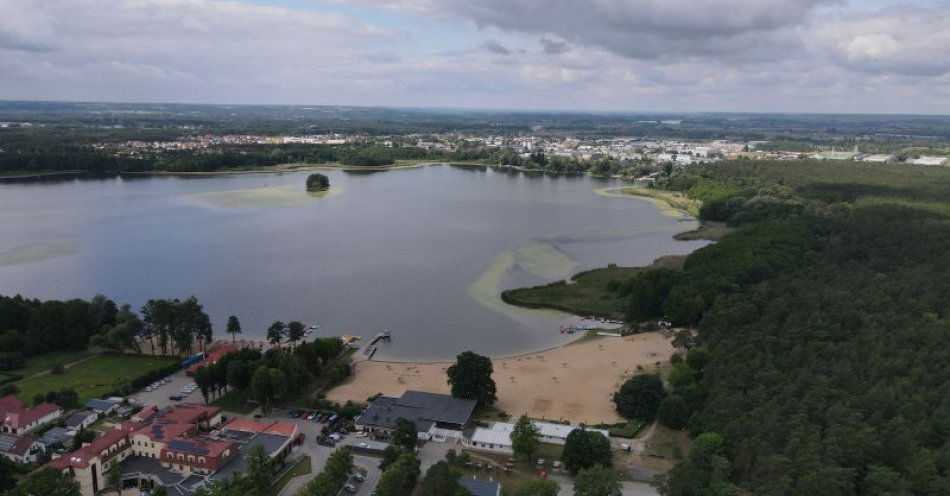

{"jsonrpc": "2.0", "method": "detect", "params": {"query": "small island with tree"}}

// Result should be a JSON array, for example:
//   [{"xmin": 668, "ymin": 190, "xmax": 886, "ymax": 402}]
[{"xmin": 305, "ymin": 172, "xmax": 330, "ymax": 192}]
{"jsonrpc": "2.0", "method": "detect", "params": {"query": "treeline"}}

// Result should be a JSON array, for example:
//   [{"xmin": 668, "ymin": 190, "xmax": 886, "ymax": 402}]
[
  {"xmin": 192, "ymin": 336, "xmax": 345, "ymax": 413},
  {"xmin": 618, "ymin": 160, "xmax": 950, "ymax": 494},
  {"xmin": 0, "ymin": 294, "xmax": 125, "ymax": 368}
]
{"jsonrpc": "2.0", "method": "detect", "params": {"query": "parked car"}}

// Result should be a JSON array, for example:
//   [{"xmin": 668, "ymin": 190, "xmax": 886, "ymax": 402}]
[
  {"xmin": 351, "ymin": 473, "xmax": 365, "ymax": 482},
  {"xmin": 343, "ymin": 483, "xmax": 357, "ymax": 493}
]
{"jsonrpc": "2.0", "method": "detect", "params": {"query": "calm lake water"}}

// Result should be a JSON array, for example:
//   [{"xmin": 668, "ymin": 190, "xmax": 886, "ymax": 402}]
[{"xmin": 0, "ymin": 165, "xmax": 706, "ymax": 360}]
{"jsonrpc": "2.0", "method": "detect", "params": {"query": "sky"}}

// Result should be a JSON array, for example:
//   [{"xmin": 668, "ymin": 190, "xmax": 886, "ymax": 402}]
[{"xmin": 0, "ymin": 0, "xmax": 948, "ymax": 114}]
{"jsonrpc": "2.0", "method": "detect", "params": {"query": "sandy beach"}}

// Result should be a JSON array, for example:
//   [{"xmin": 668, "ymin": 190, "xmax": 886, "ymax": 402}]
[{"xmin": 327, "ymin": 332, "xmax": 675, "ymax": 425}]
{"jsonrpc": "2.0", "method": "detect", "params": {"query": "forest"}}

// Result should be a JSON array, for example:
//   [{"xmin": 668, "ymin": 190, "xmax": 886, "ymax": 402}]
[{"xmin": 611, "ymin": 160, "xmax": 950, "ymax": 495}]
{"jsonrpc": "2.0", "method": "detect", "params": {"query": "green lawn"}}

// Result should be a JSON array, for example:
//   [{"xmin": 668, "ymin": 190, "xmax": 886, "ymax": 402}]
[
  {"xmin": 211, "ymin": 389, "xmax": 258, "ymax": 414},
  {"xmin": 268, "ymin": 456, "xmax": 312, "ymax": 496},
  {"xmin": 501, "ymin": 256, "xmax": 685, "ymax": 320},
  {"xmin": 18, "ymin": 350, "xmax": 92, "ymax": 378},
  {"xmin": 16, "ymin": 354, "xmax": 176, "ymax": 404}
]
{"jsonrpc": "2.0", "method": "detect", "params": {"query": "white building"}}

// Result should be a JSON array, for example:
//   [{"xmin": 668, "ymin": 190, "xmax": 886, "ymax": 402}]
[
  {"xmin": 463, "ymin": 421, "xmax": 610, "ymax": 454},
  {"xmin": 910, "ymin": 156, "xmax": 948, "ymax": 166}
]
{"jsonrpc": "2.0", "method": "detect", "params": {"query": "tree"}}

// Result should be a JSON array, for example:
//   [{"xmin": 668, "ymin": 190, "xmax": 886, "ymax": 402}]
[
  {"xmin": 107, "ymin": 461, "xmax": 123, "ymax": 496},
  {"xmin": 375, "ymin": 451, "xmax": 421, "ymax": 496},
  {"xmin": 306, "ymin": 173, "xmax": 330, "ymax": 192},
  {"xmin": 613, "ymin": 374, "xmax": 666, "ymax": 421},
  {"xmin": 562, "ymin": 428, "xmax": 612, "ymax": 474},
  {"xmin": 420, "ymin": 461, "xmax": 468, "ymax": 496},
  {"xmin": 514, "ymin": 479, "xmax": 560, "ymax": 496},
  {"xmin": 657, "ymin": 395, "xmax": 689, "ymax": 430},
  {"xmin": 379, "ymin": 445, "xmax": 402, "ymax": 471},
  {"xmin": 511, "ymin": 415, "xmax": 540, "ymax": 462},
  {"xmin": 574, "ymin": 465, "xmax": 622, "ymax": 496},
  {"xmin": 286, "ymin": 321, "xmax": 305, "ymax": 348},
  {"xmin": 392, "ymin": 417, "xmax": 418, "ymax": 451},
  {"xmin": 194, "ymin": 366, "xmax": 212, "ymax": 403},
  {"xmin": 245, "ymin": 444, "xmax": 272, "ymax": 494},
  {"xmin": 8, "ymin": 468, "xmax": 82, "ymax": 496},
  {"xmin": 446, "ymin": 351, "xmax": 497, "ymax": 407},
  {"xmin": 657, "ymin": 432, "xmax": 738, "ymax": 496},
  {"xmin": 226, "ymin": 315, "xmax": 242, "ymax": 343},
  {"xmin": 251, "ymin": 365, "xmax": 273, "ymax": 414},
  {"xmin": 297, "ymin": 447, "xmax": 353, "ymax": 496},
  {"xmin": 267, "ymin": 321, "xmax": 286, "ymax": 347}
]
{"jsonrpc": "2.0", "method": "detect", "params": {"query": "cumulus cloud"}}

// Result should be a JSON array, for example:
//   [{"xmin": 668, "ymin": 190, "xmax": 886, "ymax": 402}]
[{"xmin": 808, "ymin": 8, "xmax": 950, "ymax": 77}]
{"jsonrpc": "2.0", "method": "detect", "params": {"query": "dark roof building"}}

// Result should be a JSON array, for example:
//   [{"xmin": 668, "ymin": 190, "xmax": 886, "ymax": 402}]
[
  {"xmin": 459, "ymin": 477, "xmax": 502, "ymax": 496},
  {"xmin": 355, "ymin": 390, "xmax": 476, "ymax": 440}
]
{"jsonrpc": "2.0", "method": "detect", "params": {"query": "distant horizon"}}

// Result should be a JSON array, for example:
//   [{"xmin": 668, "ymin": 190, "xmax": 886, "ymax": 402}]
[{"xmin": 3, "ymin": 98, "xmax": 950, "ymax": 120}]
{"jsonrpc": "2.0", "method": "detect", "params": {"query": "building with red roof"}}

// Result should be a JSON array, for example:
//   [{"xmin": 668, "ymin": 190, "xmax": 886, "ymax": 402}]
[
  {"xmin": 0, "ymin": 433, "xmax": 43, "ymax": 464},
  {"xmin": 44, "ymin": 403, "xmax": 274, "ymax": 496},
  {"xmin": 186, "ymin": 343, "xmax": 238, "ymax": 376},
  {"xmin": 0, "ymin": 395, "xmax": 62, "ymax": 435}
]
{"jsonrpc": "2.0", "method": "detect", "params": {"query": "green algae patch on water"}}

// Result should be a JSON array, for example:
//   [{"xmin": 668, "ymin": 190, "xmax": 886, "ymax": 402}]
[
  {"xmin": 187, "ymin": 185, "xmax": 342, "ymax": 208},
  {"xmin": 467, "ymin": 250, "xmax": 568, "ymax": 323},
  {"xmin": 595, "ymin": 187, "xmax": 699, "ymax": 218},
  {"xmin": 513, "ymin": 240, "xmax": 579, "ymax": 280},
  {"xmin": 0, "ymin": 242, "xmax": 79, "ymax": 267}
]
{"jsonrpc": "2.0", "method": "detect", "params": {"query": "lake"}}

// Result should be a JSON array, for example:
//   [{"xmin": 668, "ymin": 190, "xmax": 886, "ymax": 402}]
[{"xmin": 0, "ymin": 165, "xmax": 706, "ymax": 360}]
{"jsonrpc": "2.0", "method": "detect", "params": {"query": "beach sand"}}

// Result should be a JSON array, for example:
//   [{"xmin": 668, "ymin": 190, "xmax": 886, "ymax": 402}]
[{"xmin": 327, "ymin": 332, "xmax": 674, "ymax": 425}]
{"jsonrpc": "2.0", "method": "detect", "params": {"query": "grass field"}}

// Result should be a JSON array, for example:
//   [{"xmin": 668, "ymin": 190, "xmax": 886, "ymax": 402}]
[
  {"xmin": 268, "ymin": 455, "xmax": 312, "ymax": 496},
  {"xmin": 17, "ymin": 350, "xmax": 92, "ymax": 377},
  {"xmin": 16, "ymin": 354, "xmax": 176, "ymax": 404},
  {"xmin": 211, "ymin": 389, "xmax": 257, "ymax": 414},
  {"xmin": 501, "ymin": 256, "xmax": 686, "ymax": 319}
]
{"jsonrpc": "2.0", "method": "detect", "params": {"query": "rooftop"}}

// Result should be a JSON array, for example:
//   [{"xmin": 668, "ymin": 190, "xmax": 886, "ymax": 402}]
[
  {"xmin": 357, "ymin": 390, "xmax": 476, "ymax": 431},
  {"xmin": 459, "ymin": 477, "xmax": 501, "ymax": 496}
]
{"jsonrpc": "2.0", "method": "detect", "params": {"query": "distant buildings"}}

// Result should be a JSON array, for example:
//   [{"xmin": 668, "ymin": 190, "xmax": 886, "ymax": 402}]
[{"xmin": 0, "ymin": 395, "xmax": 62, "ymax": 435}]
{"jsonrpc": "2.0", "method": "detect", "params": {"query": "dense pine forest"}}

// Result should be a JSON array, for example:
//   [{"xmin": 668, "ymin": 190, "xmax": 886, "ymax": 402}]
[{"xmin": 628, "ymin": 160, "xmax": 950, "ymax": 495}]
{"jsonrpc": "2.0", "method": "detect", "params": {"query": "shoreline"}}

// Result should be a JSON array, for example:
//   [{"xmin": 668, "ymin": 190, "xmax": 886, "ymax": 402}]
[
  {"xmin": 119, "ymin": 160, "xmax": 490, "ymax": 176},
  {"xmin": 329, "ymin": 332, "xmax": 676, "ymax": 424}
]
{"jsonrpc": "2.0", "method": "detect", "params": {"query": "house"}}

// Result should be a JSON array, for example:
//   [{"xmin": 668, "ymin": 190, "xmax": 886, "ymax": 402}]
[
  {"xmin": 355, "ymin": 390, "xmax": 476, "ymax": 442},
  {"xmin": 64, "ymin": 411, "xmax": 98, "ymax": 432},
  {"xmin": 459, "ymin": 477, "xmax": 502, "ymax": 496},
  {"xmin": 85, "ymin": 399, "xmax": 119, "ymax": 415},
  {"xmin": 186, "ymin": 343, "xmax": 238, "ymax": 376},
  {"xmin": 463, "ymin": 421, "xmax": 610, "ymax": 454},
  {"xmin": 38, "ymin": 427, "xmax": 74, "ymax": 450},
  {"xmin": 910, "ymin": 156, "xmax": 949, "ymax": 166},
  {"xmin": 0, "ymin": 433, "xmax": 44, "ymax": 464},
  {"xmin": 0, "ymin": 395, "xmax": 62, "ymax": 435}
]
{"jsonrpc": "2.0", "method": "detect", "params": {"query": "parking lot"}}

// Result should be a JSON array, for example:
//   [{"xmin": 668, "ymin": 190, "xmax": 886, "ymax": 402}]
[{"xmin": 129, "ymin": 368, "xmax": 202, "ymax": 408}]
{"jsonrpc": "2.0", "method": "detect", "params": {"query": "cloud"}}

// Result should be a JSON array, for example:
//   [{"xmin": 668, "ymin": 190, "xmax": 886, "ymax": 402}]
[
  {"xmin": 808, "ymin": 8, "xmax": 950, "ymax": 77},
  {"xmin": 0, "ymin": 0, "xmax": 57, "ymax": 51},
  {"xmin": 539, "ymin": 38, "xmax": 569, "ymax": 55},
  {"xmin": 481, "ymin": 39, "xmax": 511, "ymax": 55}
]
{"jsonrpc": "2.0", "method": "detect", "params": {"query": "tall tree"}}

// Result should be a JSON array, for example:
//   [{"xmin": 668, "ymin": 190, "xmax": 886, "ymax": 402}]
[
  {"xmin": 194, "ymin": 366, "xmax": 212, "ymax": 403},
  {"xmin": 286, "ymin": 321, "xmax": 305, "ymax": 348},
  {"xmin": 446, "ymin": 351, "xmax": 497, "ymax": 407},
  {"xmin": 107, "ymin": 461, "xmax": 123, "ymax": 496},
  {"xmin": 226, "ymin": 315, "xmax": 242, "ymax": 343},
  {"xmin": 420, "ymin": 461, "xmax": 468, "ymax": 496},
  {"xmin": 574, "ymin": 465, "xmax": 622, "ymax": 496},
  {"xmin": 511, "ymin": 415, "xmax": 541, "ymax": 462},
  {"xmin": 563, "ymin": 428, "xmax": 612, "ymax": 474},
  {"xmin": 245, "ymin": 444, "xmax": 272, "ymax": 495},
  {"xmin": 392, "ymin": 417, "xmax": 418, "ymax": 452},
  {"xmin": 613, "ymin": 374, "xmax": 666, "ymax": 421},
  {"xmin": 267, "ymin": 321, "xmax": 286, "ymax": 348}
]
